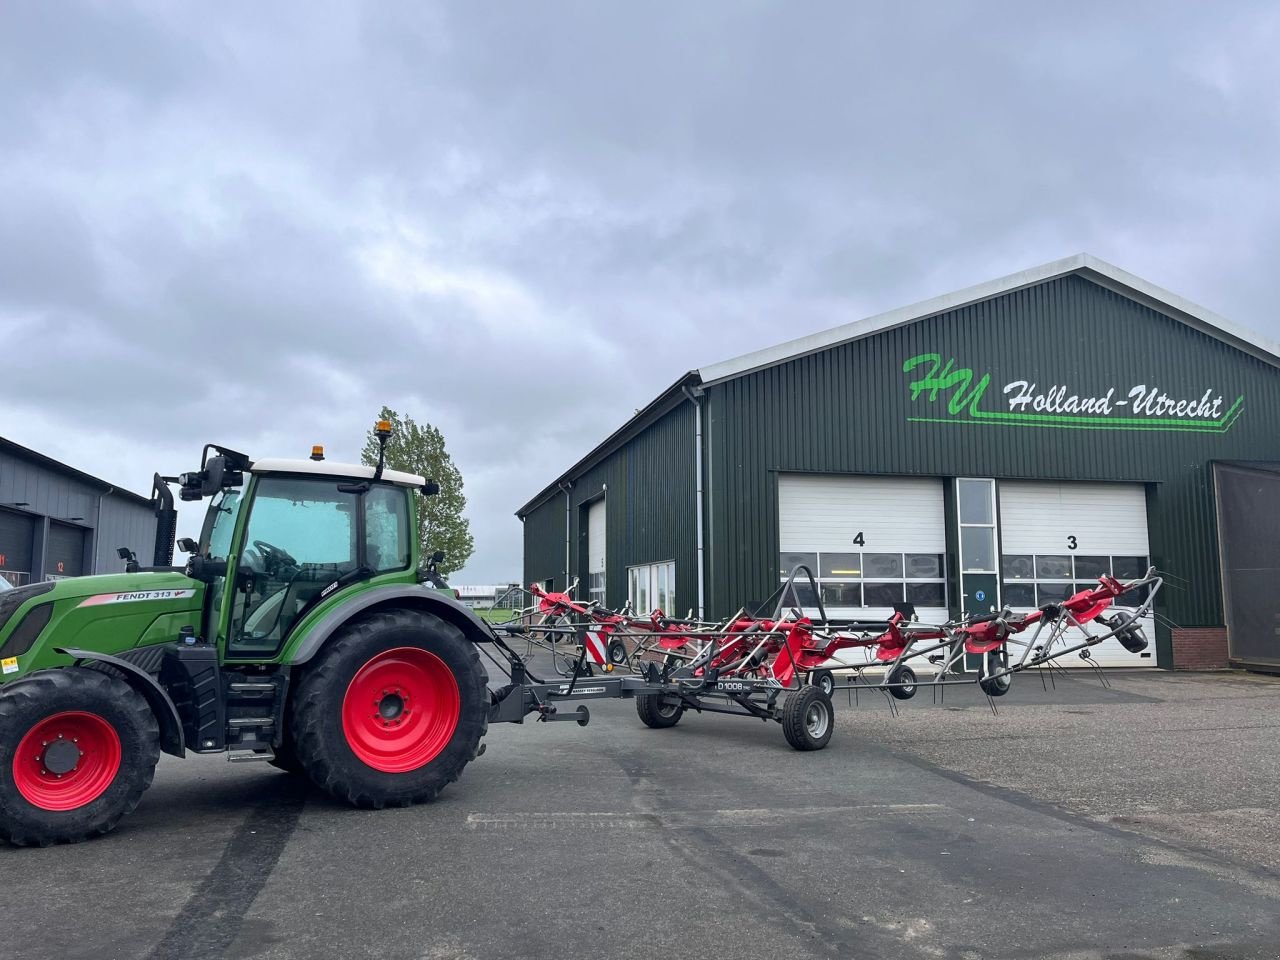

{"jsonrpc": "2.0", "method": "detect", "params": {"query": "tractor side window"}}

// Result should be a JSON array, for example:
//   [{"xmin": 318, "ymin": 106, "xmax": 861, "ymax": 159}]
[
  {"xmin": 229, "ymin": 478, "xmax": 360, "ymax": 656},
  {"xmin": 365, "ymin": 486, "xmax": 410, "ymax": 573}
]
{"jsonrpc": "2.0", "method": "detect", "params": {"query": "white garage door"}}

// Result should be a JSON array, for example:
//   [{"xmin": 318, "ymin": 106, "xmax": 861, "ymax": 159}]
[
  {"xmin": 587, "ymin": 499, "xmax": 606, "ymax": 605},
  {"xmin": 778, "ymin": 475, "xmax": 949, "ymax": 649},
  {"xmin": 999, "ymin": 481, "xmax": 1154, "ymax": 667}
]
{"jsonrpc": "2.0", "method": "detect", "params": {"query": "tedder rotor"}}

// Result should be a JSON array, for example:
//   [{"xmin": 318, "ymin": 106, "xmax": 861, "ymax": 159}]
[{"xmin": 0, "ymin": 422, "xmax": 1165, "ymax": 846}]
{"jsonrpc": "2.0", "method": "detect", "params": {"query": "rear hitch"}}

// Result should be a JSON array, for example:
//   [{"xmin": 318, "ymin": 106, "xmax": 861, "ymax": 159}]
[{"xmin": 537, "ymin": 704, "xmax": 591, "ymax": 726}]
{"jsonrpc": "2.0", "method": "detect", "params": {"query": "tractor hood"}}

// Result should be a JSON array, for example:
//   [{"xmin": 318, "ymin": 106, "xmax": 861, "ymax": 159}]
[{"xmin": 0, "ymin": 571, "xmax": 205, "ymax": 683}]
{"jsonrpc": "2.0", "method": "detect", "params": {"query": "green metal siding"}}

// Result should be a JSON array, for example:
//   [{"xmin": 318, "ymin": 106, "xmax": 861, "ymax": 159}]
[
  {"xmin": 705, "ymin": 275, "xmax": 1280, "ymax": 666},
  {"xmin": 522, "ymin": 494, "xmax": 566, "ymax": 590},
  {"xmin": 522, "ymin": 403, "xmax": 698, "ymax": 613}
]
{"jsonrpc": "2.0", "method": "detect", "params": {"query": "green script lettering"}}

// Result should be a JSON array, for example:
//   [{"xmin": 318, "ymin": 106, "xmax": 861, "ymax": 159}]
[{"xmin": 902, "ymin": 353, "xmax": 990, "ymax": 416}]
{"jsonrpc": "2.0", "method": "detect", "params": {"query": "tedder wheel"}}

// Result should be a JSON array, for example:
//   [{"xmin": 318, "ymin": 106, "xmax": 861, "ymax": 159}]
[
  {"xmin": 607, "ymin": 640, "xmax": 628, "ymax": 666},
  {"xmin": 291, "ymin": 609, "xmax": 489, "ymax": 808},
  {"xmin": 635, "ymin": 694, "xmax": 684, "ymax": 729},
  {"xmin": 781, "ymin": 684, "xmax": 834, "ymax": 751},
  {"xmin": 810, "ymin": 669, "xmax": 836, "ymax": 697},
  {"xmin": 886, "ymin": 665, "xmax": 917, "ymax": 701},
  {"xmin": 978, "ymin": 651, "xmax": 1012, "ymax": 698},
  {"xmin": 0, "ymin": 667, "xmax": 160, "ymax": 846}
]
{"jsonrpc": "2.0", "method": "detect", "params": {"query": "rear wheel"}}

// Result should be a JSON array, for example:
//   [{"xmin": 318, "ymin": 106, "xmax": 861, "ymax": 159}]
[
  {"xmin": 607, "ymin": 641, "xmax": 628, "ymax": 666},
  {"xmin": 781, "ymin": 685, "xmax": 834, "ymax": 751},
  {"xmin": 978, "ymin": 651, "xmax": 1012, "ymax": 697},
  {"xmin": 291, "ymin": 609, "xmax": 489, "ymax": 808},
  {"xmin": 0, "ymin": 668, "xmax": 160, "ymax": 846},
  {"xmin": 635, "ymin": 694, "xmax": 683, "ymax": 728}
]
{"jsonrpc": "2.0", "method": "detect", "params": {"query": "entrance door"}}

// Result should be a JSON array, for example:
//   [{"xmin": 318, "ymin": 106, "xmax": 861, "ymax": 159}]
[
  {"xmin": 777, "ymin": 474, "xmax": 948, "ymax": 625},
  {"xmin": 587, "ymin": 499, "xmax": 606, "ymax": 606},
  {"xmin": 1214, "ymin": 463, "xmax": 1280, "ymax": 670},
  {"xmin": 0, "ymin": 509, "xmax": 36, "ymax": 587},
  {"xmin": 999, "ymin": 481, "xmax": 1154, "ymax": 666},
  {"xmin": 46, "ymin": 522, "xmax": 87, "ymax": 580}
]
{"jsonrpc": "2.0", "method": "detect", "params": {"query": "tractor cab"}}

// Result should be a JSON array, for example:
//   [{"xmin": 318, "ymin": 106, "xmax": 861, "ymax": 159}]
[{"xmin": 184, "ymin": 448, "xmax": 425, "ymax": 660}]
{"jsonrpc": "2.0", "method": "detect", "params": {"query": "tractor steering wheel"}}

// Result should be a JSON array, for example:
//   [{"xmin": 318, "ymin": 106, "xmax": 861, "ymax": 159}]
[{"xmin": 252, "ymin": 539, "xmax": 298, "ymax": 571}]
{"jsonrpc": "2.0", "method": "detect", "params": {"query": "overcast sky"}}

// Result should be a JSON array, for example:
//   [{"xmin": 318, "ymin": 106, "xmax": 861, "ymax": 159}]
[{"xmin": 2, "ymin": 1, "xmax": 1278, "ymax": 582}]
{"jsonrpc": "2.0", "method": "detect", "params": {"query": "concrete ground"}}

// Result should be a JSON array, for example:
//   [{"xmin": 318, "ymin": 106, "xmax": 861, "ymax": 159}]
[{"xmin": 4, "ymin": 669, "xmax": 1280, "ymax": 960}]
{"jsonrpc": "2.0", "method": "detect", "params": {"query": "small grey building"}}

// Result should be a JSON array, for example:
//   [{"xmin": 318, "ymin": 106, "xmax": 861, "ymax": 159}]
[
  {"xmin": 0, "ymin": 436, "xmax": 157, "ymax": 586},
  {"xmin": 517, "ymin": 254, "xmax": 1280, "ymax": 672}
]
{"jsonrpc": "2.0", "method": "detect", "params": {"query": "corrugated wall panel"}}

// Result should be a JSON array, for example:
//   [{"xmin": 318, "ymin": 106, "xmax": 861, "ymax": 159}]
[
  {"xmin": 706, "ymin": 275, "xmax": 1280, "ymax": 666},
  {"xmin": 522, "ymin": 495, "xmax": 566, "ymax": 590},
  {"xmin": 520, "ymin": 402, "xmax": 697, "ymax": 614}
]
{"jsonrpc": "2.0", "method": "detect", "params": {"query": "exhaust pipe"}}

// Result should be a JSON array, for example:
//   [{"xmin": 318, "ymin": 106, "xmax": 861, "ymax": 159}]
[{"xmin": 152, "ymin": 474, "xmax": 177, "ymax": 568}]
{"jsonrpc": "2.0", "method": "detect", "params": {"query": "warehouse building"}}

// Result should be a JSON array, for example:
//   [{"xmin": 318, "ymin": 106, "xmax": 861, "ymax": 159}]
[
  {"xmin": 0, "ymin": 437, "xmax": 158, "ymax": 586},
  {"xmin": 517, "ymin": 254, "xmax": 1280, "ymax": 672}
]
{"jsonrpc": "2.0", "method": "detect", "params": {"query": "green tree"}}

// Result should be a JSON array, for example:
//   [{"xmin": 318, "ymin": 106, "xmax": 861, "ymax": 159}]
[{"xmin": 362, "ymin": 406, "xmax": 474, "ymax": 576}]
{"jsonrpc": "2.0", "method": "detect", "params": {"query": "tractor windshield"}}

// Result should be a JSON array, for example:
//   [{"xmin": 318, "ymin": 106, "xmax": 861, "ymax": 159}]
[{"xmin": 224, "ymin": 476, "xmax": 412, "ymax": 658}]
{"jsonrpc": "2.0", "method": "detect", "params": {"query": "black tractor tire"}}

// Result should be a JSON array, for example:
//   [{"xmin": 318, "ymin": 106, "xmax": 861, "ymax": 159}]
[
  {"xmin": 291, "ymin": 609, "xmax": 489, "ymax": 809},
  {"xmin": 635, "ymin": 693, "xmax": 684, "ymax": 729},
  {"xmin": 607, "ymin": 640, "xmax": 628, "ymax": 666},
  {"xmin": 0, "ymin": 667, "xmax": 160, "ymax": 846},
  {"xmin": 978, "ymin": 651, "xmax": 1013, "ymax": 698},
  {"xmin": 268, "ymin": 729, "xmax": 305, "ymax": 776},
  {"xmin": 810, "ymin": 669, "xmax": 836, "ymax": 697},
  {"xmin": 886, "ymin": 665, "xmax": 918, "ymax": 701},
  {"xmin": 781, "ymin": 684, "xmax": 834, "ymax": 751}
]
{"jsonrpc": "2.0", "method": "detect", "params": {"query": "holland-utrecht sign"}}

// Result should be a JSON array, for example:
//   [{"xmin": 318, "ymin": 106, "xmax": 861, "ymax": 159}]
[{"xmin": 902, "ymin": 353, "xmax": 1244, "ymax": 433}]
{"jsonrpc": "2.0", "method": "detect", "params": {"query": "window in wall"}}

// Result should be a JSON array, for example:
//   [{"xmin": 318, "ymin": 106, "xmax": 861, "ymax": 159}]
[
  {"xmin": 1002, "ymin": 554, "xmax": 1151, "ymax": 609},
  {"xmin": 779, "ymin": 552, "xmax": 947, "ymax": 611},
  {"xmin": 957, "ymin": 479, "xmax": 997, "ymax": 573},
  {"xmin": 628, "ymin": 560, "xmax": 676, "ymax": 615}
]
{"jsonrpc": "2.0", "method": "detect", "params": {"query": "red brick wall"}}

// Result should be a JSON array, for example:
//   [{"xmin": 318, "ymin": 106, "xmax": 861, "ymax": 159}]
[{"xmin": 1171, "ymin": 627, "xmax": 1229, "ymax": 670}]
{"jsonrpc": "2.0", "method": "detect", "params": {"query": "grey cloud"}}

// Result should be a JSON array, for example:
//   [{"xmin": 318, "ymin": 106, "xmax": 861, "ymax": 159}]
[{"xmin": 2, "ymin": 0, "xmax": 1279, "ymax": 581}]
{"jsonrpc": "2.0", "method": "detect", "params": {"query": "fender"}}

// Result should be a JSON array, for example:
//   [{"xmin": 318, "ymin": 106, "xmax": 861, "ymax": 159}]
[
  {"xmin": 289, "ymin": 584, "xmax": 494, "ymax": 666},
  {"xmin": 56, "ymin": 647, "xmax": 186, "ymax": 758}
]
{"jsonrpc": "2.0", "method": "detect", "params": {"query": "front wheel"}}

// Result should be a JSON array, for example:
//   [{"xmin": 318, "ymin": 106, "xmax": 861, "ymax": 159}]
[
  {"xmin": 0, "ymin": 668, "xmax": 160, "ymax": 846},
  {"xmin": 781, "ymin": 685, "xmax": 834, "ymax": 751},
  {"xmin": 886, "ymin": 665, "xmax": 917, "ymax": 700},
  {"xmin": 291, "ymin": 609, "xmax": 489, "ymax": 808}
]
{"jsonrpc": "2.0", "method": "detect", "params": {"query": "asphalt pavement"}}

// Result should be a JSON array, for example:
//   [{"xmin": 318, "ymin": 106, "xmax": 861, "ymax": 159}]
[{"xmin": 4, "ymin": 668, "xmax": 1280, "ymax": 960}]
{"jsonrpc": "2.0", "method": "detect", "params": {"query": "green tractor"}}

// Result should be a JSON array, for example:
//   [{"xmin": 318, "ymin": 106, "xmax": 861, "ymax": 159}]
[{"xmin": 0, "ymin": 423, "xmax": 494, "ymax": 846}]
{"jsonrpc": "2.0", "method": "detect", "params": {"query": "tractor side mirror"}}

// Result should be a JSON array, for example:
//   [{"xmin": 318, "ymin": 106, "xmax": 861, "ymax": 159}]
[
  {"xmin": 422, "ymin": 480, "xmax": 440, "ymax": 496},
  {"xmin": 431, "ymin": 550, "xmax": 446, "ymax": 563},
  {"xmin": 116, "ymin": 547, "xmax": 133, "ymax": 560},
  {"xmin": 176, "ymin": 537, "xmax": 199, "ymax": 554}
]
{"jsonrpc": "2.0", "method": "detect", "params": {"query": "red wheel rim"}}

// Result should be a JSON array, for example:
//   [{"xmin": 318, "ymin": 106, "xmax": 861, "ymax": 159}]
[
  {"xmin": 342, "ymin": 647, "xmax": 460, "ymax": 773},
  {"xmin": 13, "ymin": 711, "xmax": 122, "ymax": 811}
]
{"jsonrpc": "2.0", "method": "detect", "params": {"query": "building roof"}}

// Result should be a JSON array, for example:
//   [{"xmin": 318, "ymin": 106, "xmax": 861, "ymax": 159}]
[
  {"xmin": 516, "ymin": 254, "xmax": 1280, "ymax": 516},
  {"xmin": 0, "ymin": 436, "xmax": 154, "ymax": 509},
  {"xmin": 515, "ymin": 371, "xmax": 700, "ymax": 517},
  {"xmin": 700, "ymin": 253, "xmax": 1280, "ymax": 384},
  {"xmin": 251, "ymin": 458, "xmax": 426, "ymax": 488}
]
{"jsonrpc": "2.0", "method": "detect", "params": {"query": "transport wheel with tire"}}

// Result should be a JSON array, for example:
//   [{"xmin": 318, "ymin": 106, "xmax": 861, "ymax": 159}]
[
  {"xmin": 978, "ymin": 651, "xmax": 1012, "ymax": 698},
  {"xmin": 0, "ymin": 667, "xmax": 161, "ymax": 846},
  {"xmin": 291, "ymin": 609, "xmax": 489, "ymax": 808},
  {"xmin": 810, "ymin": 669, "xmax": 835, "ymax": 697},
  {"xmin": 886, "ymin": 665, "xmax": 917, "ymax": 701},
  {"xmin": 635, "ymin": 694, "xmax": 684, "ymax": 728},
  {"xmin": 781, "ymin": 684, "xmax": 834, "ymax": 751},
  {"xmin": 608, "ymin": 641, "xmax": 628, "ymax": 666}
]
